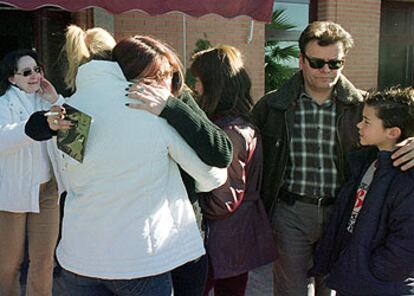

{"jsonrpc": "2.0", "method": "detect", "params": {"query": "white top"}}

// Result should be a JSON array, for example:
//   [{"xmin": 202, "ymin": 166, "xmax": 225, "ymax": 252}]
[
  {"xmin": 0, "ymin": 86, "xmax": 54, "ymax": 213},
  {"xmin": 55, "ymin": 60, "xmax": 227, "ymax": 279}
]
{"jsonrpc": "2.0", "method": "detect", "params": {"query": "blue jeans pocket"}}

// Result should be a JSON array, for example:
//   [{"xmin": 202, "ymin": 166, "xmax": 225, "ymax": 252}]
[
  {"xmin": 61, "ymin": 269, "xmax": 97, "ymax": 287},
  {"xmin": 113, "ymin": 278, "xmax": 148, "ymax": 295},
  {"xmin": 112, "ymin": 272, "xmax": 172, "ymax": 296}
]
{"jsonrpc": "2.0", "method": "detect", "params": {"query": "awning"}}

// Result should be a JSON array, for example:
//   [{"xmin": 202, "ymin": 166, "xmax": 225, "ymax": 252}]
[{"xmin": 0, "ymin": 0, "xmax": 274, "ymax": 22}]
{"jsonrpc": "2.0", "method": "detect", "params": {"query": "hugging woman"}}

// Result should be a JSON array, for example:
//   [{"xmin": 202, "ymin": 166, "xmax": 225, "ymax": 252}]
[{"xmin": 25, "ymin": 26, "xmax": 232, "ymax": 296}]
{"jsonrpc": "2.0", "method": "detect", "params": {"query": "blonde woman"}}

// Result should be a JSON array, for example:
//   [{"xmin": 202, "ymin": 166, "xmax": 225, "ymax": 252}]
[{"xmin": 64, "ymin": 25, "xmax": 116, "ymax": 91}]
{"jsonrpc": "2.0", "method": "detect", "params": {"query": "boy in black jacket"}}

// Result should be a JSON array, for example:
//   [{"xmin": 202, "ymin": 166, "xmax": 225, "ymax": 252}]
[{"xmin": 311, "ymin": 87, "xmax": 414, "ymax": 296}]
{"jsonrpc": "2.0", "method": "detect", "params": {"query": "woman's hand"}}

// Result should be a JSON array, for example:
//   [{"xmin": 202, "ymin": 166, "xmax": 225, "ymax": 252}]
[
  {"xmin": 45, "ymin": 106, "xmax": 72, "ymax": 131},
  {"xmin": 125, "ymin": 79, "xmax": 172, "ymax": 116},
  {"xmin": 392, "ymin": 137, "xmax": 414, "ymax": 171},
  {"xmin": 38, "ymin": 77, "xmax": 59, "ymax": 104}
]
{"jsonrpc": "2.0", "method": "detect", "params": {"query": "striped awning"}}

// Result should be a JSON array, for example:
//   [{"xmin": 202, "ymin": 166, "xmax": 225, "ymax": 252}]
[{"xmin": 0, "ymin": 0, "xmax": 274, "ymax": 22}]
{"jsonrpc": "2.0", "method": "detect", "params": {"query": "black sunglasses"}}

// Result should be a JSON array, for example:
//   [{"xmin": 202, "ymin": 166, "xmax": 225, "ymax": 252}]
[
  {"xmin": 15, "ymin": 66, "xmax": 42, "ymax": 77},
  {"xmin": 303, "ymin": 54, "xmax": 344, "ymax": 70}
]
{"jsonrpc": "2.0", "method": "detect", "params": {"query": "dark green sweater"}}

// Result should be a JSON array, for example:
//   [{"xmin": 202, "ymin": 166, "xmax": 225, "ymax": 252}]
[
  {"xmin": 160, "ymin": 90, "xmax": 233, "ymax": 233},
  {"xmin": 25, "ymin": 89, "xmax": 233, "ymax": 233}
]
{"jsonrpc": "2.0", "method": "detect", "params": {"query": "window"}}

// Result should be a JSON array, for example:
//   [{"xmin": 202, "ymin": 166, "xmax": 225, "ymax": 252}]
[{"xmin": 266, "ymin": 0, "xmax": 310, "ymax": 67}]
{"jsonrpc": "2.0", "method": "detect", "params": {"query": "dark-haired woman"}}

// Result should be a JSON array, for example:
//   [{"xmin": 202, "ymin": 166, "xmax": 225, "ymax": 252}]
[
  {"xmin": 189, "ymin": 45, "xmax": 277, "ymax": 296},
  {"xmin": 0, "ymin": 49, "xmax": 63, "ymax": 296},
  {"xmin": 114, "ymin": 36, "xmax": 235, "ymax": 296}
]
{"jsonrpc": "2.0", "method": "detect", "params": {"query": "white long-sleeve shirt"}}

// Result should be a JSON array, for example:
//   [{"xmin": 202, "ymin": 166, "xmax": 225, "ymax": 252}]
[{"xmin": 55, "ymin": 60, "xmax": 227, "ymax": 279}]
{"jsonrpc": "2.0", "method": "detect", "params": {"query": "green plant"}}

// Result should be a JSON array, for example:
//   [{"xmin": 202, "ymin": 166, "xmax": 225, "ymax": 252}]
[
  {"xmin": 185, "ymin": 38, "xmax": 212, "ymax": 89},
  {"xmin": 265, "ymin": 9, "xmax": 299, "ymax": 92}
]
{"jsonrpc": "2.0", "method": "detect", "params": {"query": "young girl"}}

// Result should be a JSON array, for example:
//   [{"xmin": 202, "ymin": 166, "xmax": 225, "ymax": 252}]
[{"xmin": 190, "ymin": 45, "xmax": 277, "ymax": 296}]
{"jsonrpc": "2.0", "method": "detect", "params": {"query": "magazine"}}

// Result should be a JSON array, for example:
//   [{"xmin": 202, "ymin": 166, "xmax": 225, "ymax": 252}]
[{"xmin": 57, "ymin": 103, "xmax": 92, "ymax": 163}]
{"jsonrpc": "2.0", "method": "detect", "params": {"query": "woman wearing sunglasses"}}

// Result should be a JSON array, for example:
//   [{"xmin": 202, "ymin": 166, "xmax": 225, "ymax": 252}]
[{"xmin": 0, "ymin": 49, "xmax": 64, "ymax": 296}]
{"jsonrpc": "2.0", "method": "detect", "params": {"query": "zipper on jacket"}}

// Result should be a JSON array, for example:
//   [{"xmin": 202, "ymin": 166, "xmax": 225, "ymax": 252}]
[
  {"xmin": 275, "ymin": 139, "xmax": 280, "ymax": 148},
  {"xmin": 272, "ymin": 104, "xmax": 294, "ymax": 211},
  {"xmin": 282, "ymin": 107, "xmax": 293, "ymax": 181},
  {"xmin": 336, "ymin": 109, "xmax": 346, "ymax": 185}
]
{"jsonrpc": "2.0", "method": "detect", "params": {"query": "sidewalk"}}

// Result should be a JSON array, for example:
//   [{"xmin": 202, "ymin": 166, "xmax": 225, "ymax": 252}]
[{"xmin": 246, "ymin": 263, "xmax": 273, "ymax": 296}]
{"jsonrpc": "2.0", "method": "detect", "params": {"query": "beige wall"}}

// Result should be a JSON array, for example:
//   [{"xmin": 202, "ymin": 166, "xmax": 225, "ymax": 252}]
[
  {"xmin": 73, "ymin": 10, "xmax": 266, "ymax": 101},
  {"xmin": 317, "ymin": 0, "xmax": 382, "ymax": 91},
  {"xmin": 183, "ymin": 15, "xmax": 265, "ymax": 101},
  {"xmin": 73, "ymin": 2, "xmax": 384, "ymax": 96},
  {"xmin": 113, "ymin": 12, "xmax": 266, "ymax": 101}
]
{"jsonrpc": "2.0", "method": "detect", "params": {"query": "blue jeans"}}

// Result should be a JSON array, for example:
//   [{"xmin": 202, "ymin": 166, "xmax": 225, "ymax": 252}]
[{"xmin": 61, "ymin": 269, "xmax": 172, "ymax": 296}]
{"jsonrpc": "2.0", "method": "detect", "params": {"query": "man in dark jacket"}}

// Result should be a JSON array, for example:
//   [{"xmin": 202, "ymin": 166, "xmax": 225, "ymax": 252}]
[{"xmin": 252, "ymin": 21, "xmax": 414, "ymax": 296}]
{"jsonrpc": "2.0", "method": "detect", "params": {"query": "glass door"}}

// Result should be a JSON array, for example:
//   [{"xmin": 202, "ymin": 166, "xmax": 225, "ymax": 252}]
[
  {"xmin": 0, "ymin": 6, "xmax": 70, "ymax": 95},
  {"xmin": 379, "ymin": 1, "xmax": 414, "ymax": 89}
]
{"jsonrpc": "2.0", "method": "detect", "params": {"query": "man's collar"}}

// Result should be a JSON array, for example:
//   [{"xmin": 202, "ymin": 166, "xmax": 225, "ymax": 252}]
[
  {"xmin": 300, "ymin": 91, "xmax": 335, "ymax": 107},
  {"xmin": 266, "ymin": 71, "xmax": 365, "ymax": 110},
  {"xmin": 333, "ymin": 74, "xmax": 366, "ymax": 105}
]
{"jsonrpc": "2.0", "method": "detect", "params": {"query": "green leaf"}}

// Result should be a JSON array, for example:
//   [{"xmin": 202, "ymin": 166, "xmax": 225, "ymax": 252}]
[
  {"xmin": 264, "ymin": 8, "xmax": 299, "ymax": 92},
  {"xmin": 266, "ymin": 9, "xmax": 297, "ymax": 31},
  {"xmin": 185, "ymin": 38, "xmax": 213, "ymax": 89}
]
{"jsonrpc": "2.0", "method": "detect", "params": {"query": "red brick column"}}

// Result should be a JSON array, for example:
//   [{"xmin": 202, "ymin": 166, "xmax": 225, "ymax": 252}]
[
  {"xmin": 318, "ymin": 0, "xmax": 381, "ymax": 91},
  {"xmin": 71, "ymin": 10, "xmax": 94, "ymax": 29}
]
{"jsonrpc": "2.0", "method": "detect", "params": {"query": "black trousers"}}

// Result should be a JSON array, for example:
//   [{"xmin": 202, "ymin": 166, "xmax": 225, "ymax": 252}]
[{"xmin": 171, "ymin": 255, "xmax": 208, "ymax": 296}]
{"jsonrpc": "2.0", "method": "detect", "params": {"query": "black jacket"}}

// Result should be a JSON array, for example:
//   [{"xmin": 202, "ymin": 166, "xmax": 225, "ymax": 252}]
[
  {"xmin": 312, "ymin": 149, "xmax": 414, "ymax": 296},
  {"xmin": 251, "ymin": 71, "xmax": 365, "ymax": 218}
]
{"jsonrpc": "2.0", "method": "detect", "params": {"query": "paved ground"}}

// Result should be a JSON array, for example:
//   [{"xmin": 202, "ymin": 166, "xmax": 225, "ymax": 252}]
[
  {"xmin": 207, "ymin": 263, "xmax": 273, "ymax": 296},
  {"xmin": 245, "ymin": 263, "xmax": 273, "ymax": 296}
]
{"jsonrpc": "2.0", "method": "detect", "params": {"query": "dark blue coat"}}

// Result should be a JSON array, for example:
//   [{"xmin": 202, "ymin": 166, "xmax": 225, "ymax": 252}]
[{"xmin": 311, "ymin": 149, "xmax": 414, "ymax": 296}]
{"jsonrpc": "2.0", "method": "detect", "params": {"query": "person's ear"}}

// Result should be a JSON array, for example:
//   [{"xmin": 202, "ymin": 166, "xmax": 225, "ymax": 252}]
[
  {"xmin": 299, "ymin": 52, "xmax": 304, "ymax": 70},
  {"xmin": 387, "ymin": 127, "xmax": 401, "ymax": 140},
  {"xmin": 8, "ymin": 76, "xmax": 16, "ymax": 85}
]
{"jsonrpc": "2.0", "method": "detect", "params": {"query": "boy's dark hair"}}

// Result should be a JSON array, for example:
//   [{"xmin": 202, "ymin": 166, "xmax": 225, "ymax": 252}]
[
  {"xmin": 365, "ymin": 87, "xmax": 414, "ymax": 142},
  {"xmin": 299, "ymin": 21, "xmax": 354, "ymax": 55}
]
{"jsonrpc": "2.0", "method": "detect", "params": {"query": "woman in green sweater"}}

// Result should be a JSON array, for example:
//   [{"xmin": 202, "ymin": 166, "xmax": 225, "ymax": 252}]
[{"xmin": 117, "ymin": 36, "xmax": 233, "ymax": 296}]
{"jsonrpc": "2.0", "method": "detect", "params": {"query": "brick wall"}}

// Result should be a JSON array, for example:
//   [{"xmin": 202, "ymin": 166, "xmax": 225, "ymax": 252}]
[
  {"xmin": 112, "ymin": 12, "xmax": 265, "ymax": 101},
  {"xmin": 71, "ymin": 10, "xmax": 93, "ymax": 29},
  {"xmin": 317, "ymin": 0, "xmax": 381, "ymax": 91}
]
